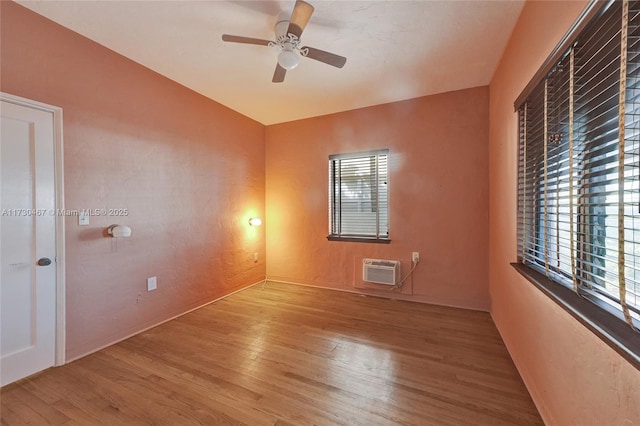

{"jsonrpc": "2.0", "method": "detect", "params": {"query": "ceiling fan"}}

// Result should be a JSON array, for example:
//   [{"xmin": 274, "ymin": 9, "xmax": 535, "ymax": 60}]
[{"xmin": 221, "ymin": 0, "xmax": 347, "ymax": 83}]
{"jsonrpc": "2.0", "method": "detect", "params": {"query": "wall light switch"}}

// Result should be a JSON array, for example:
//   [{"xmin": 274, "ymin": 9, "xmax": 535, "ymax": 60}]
[
  {"xmin": 79, "ymin": 210, "xmax": 90, "ymax": 226},
  {"xmin": 147, "ymin": 276, "xmax": 157, "ymax": 291}
]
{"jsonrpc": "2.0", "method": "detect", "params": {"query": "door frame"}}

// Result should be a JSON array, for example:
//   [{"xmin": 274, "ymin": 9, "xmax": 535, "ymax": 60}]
[{"xmin": 1, "ymin": 92, "xmax": 66, "ymax": 366}]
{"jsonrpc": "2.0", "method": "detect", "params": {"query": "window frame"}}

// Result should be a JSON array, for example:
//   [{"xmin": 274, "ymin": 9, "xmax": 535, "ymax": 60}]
[
  {"xmin": 514, "ymin": 0, "xmax": 640, "ymax": 370},
  {"xmin": 327, "ymin": 149, "xmax": 390, "ymax": 243}
]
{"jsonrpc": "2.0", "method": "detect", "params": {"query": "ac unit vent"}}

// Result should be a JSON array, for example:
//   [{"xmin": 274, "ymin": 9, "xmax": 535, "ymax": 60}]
[{"xmin": 362, "ymin": 258, "xmax": 400, "ymax": 286}]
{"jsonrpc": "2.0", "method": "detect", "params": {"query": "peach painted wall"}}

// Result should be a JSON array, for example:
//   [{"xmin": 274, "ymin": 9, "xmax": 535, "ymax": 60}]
[
  {"xmin": 489, "ymin": 1, "xmax": 640, "ymax": 424},
  {"xmin": 265, "ymin": 87, "xmax": 490, "ymax": 311},
  {"xmin": 1, "ymin": 2, "xmax": 265, "ymax": 360}
]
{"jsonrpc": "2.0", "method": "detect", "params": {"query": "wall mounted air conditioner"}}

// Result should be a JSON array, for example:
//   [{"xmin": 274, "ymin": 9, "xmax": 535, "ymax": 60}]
[{"xmin": 362, "ymin": 258, "xmax": 400, "ymax": 286}]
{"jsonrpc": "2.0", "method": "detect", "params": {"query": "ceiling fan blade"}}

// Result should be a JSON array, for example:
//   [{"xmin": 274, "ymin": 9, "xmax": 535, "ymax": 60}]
[
  {"xmin": 221, "ymin": 34, "xmax": 272, "ymax": 46},
  {"xmin": 287, "ymin": 0, "xmax": 315, "ymax": 38},
  {"xmin": 302, "ymin": 47, "xmax": 347, "ymax": 68},
  {"xmin": 272, "ymin": 63, "xmax": 287, "ymax": 83}
]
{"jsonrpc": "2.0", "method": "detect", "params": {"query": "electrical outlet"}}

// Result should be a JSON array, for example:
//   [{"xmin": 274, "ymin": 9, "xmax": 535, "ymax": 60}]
[
  {"xmin": 412, "ymin": 252, "xmax": 420, "ymax": 263},
  {"xmin": 254, "ymin": 252, "xmax": 259, "ymax": 262},
  {"xmin": 147, "ymin": 276, "xmax": 157, "ymax": 291}
]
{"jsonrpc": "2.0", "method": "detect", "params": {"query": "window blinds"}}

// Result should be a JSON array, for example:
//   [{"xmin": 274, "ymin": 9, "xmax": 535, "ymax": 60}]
[
  {"xmin": 517, "ymin": 0, "xmax": 640, "ymax": 330},
  {"xmin": 328, "ymin": 150, "xmax": 389, "ymax": 240}
]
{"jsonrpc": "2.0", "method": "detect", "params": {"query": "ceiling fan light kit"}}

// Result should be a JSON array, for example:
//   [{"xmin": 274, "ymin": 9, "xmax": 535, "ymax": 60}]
[
  {"xmin": 278, "ymin": 46, "xmax": 300, "ymax": 70},
  {"xmin": 272, "ymin": 26, "xmax": 308, "ymax": 70},
  {"xmin": 222, "ymin": 0, "xmax": 346, "ymax": 83}
]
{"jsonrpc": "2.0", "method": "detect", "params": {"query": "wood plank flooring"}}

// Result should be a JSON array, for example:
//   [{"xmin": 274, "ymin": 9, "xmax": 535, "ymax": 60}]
[{"xmin": 1, "ymin": 282, "xmax": 543, "ymax": 425}]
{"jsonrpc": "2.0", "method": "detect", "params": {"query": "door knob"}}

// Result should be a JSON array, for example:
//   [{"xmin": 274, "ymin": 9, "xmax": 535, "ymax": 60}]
[{"xmin": 37, "ymin": 258, "xmax": 52, "ymax": 266}]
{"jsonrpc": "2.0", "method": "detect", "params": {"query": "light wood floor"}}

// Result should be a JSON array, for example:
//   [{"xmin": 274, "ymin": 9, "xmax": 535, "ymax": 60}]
[{"xmin": 1, "ymin": 282, "xmax": 543, "ymax": 425}]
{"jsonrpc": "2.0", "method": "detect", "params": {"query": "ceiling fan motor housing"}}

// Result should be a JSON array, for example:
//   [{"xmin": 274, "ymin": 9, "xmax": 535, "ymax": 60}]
[{"xmin": 275, "ymin": 20, "xmax": 290, "ymax": 42}]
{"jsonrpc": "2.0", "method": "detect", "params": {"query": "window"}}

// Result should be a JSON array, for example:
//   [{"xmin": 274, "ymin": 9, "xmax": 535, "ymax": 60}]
[
  {"xmin": 328, "ymin": 149, "xmax": 389, "ymax": 242},
  {"xmin": 516, "ymin": 0, "xmax": 640, "ymax": 363}
]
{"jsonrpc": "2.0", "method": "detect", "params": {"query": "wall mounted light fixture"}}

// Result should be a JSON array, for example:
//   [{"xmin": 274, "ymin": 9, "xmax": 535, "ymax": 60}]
[
  {"xmin": 248, "ymin": 217, "xmax": 262, "ymax": 227},
  {"xmin": 107, "ymin": 224, "xmax": 132, "ymax": 238}
]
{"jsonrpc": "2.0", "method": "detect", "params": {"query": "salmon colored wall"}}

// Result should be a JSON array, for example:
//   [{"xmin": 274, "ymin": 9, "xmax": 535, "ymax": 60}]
[
  {"xmin": 1, "ymin": 2, "xmax": 266, "ymax": 360},
  {"xmin": 489, "ymin": 1, "xmax": 640, "ymax": 424},
  {"xmin": 265, "ymin": 87, "xmax": 490, "ymax": 311}
]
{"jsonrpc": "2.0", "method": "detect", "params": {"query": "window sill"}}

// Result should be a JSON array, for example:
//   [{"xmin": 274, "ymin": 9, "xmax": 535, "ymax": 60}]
[
  {"xmin": 327, "ymin": 236, "xmax": 391, "ymax": 244},
  {"xmin": 511, "ymin": 263, "xmax": 640, "ymax": 370}
]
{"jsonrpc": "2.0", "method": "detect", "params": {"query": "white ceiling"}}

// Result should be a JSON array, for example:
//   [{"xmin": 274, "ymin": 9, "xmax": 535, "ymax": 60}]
[{"xmin": 17, "ymin": 0, "xmax": 524, "ymax": 125}]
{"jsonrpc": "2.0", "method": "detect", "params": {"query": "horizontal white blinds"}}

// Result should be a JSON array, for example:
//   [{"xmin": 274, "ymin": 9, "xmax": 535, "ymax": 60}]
[
  {"xmin": 517, "ymin": 0, "xmax": 640, "ymax": 330},
  {"xmin": 329, "ymin": 150, "xmax": 389, "ymax": 239}
]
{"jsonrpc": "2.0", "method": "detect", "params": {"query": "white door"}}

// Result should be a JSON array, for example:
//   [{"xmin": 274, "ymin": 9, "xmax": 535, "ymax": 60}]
[{"xmin": 1, "ymin": 98, "xmax": 58, "ymax": 386}]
